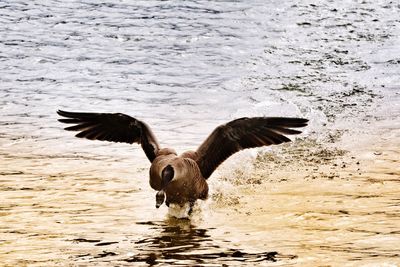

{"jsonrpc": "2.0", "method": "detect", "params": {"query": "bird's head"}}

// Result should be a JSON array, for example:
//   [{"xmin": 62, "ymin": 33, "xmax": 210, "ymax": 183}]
[{"xmin": 155, "ymin": 165, "xmax": 175, "ymax": 208}]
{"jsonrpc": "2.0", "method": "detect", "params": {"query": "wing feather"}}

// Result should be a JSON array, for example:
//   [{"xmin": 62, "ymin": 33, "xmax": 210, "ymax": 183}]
[
  {"xmin": 57, "ymin": 110, "xmax": 160, "ymax": 162},
  {"xmin": 195, "ymin": 117, "xmax": 308, "ymax": 179}
]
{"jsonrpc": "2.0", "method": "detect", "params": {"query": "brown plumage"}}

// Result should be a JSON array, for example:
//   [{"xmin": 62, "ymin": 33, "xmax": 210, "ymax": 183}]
[{"xmin": 57, "ymin": 110, "xmax": 308, "ymax": 214}]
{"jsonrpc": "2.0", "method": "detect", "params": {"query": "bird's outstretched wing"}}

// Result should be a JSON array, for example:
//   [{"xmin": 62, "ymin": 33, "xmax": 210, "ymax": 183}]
[
  {"xmin": 57, "ymin": 110, "xmax": 160, "ymax": 162},
  {"xmin": 195, "ymin": 117, "xmax": 308, "ymax": 179}
]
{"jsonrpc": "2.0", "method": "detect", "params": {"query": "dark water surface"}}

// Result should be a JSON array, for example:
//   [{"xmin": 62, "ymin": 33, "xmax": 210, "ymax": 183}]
[{"xmin": 1, "ymin": 0, "xmax": 400, "ymax": 266}]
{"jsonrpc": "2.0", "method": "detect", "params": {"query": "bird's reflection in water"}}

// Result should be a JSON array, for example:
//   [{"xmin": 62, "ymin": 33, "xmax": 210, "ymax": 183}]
[{"xmin": 124, "ymin": 218, "xmax": 294, "ymax": 265}]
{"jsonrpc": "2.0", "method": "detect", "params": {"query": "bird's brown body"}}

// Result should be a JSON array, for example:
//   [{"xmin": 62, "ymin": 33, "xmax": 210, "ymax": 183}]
[
  {"xmin": 150, "ymin": 150, "xmax": 208, "ymax": 207},
  {"xmin": 57, "ymin": 110, "xmax": 308, "ymax": 216}
]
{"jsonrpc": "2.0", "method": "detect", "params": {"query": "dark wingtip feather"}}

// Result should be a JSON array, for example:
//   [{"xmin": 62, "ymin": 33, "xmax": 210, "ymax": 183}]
[
  {"xmin": 57, "ymin": 110, "xmax": 76, "ymax": 118},
  {"xmin": 57, "ymin": 110, "xmax": 71, "ymax": 115},
  {"xmin": 295, "ymin": 118, "xmax": 309, "ymax": 127},
  {"xmin": 279, "ymin": 117, "xmax": 308, "ymax": 127},
  {"xmin": 57, "ymin": 110, "xmax": 98, "ymax": 119},
  {"xmin": 64, "ymin": 124, "xmax": 87, "ymax": 131},
  {"xmin": 293, "ymin": 118, "xmax": 309, "ymax": 127},
  {"xmin": 58, "ymin": 118, "xmax": 82, "ymax": 124}
]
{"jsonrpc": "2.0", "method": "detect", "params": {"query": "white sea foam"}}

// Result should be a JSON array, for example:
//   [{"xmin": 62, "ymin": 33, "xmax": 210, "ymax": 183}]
[{"xmin": 167, "ymin": 203, "xmax": 192, "ymax": 219}]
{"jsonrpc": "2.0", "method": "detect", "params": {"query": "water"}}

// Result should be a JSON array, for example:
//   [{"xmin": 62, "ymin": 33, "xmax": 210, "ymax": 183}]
[{"xmin": 1, "ymin": 0, "xmax": 400, "ymax": 266}]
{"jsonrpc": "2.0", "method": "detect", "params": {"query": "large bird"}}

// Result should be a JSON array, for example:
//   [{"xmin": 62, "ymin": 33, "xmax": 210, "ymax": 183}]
[{"xmin": 57, "ymin": 110, "xmax": 308, "ymax": 216}]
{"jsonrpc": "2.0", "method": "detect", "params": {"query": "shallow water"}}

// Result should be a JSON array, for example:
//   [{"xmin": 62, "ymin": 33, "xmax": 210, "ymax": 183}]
[{"xmin": 1, "ymin": 0, "xmax": 400, "ymax": 266}]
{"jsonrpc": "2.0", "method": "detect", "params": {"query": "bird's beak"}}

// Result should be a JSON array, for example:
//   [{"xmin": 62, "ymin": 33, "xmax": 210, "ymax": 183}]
[{"xmin": 156, "ymin": 190, "xmax": 165, "ymax": 208}]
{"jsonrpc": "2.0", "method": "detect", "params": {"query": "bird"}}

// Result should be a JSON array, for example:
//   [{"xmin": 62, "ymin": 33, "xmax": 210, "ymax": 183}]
[{"xmin": 57, "ymin": 110, "xmax": 308, "ymax": 216}]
